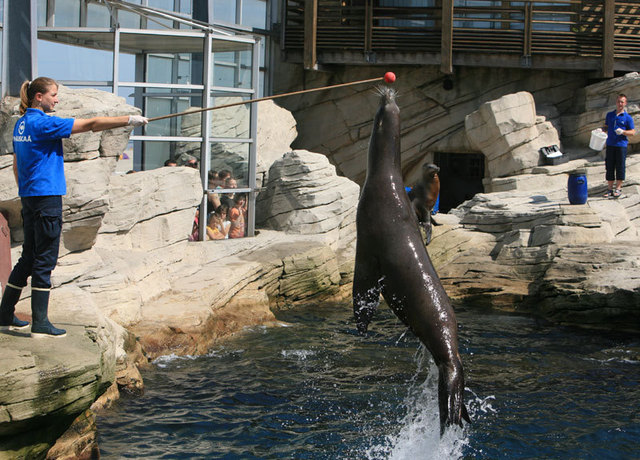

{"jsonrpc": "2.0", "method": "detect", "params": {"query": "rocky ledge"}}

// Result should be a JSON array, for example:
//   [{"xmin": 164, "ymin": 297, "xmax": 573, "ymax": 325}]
[{"xmin": 429, "ymin": 154, "xmax": 640, "ymax": 331}]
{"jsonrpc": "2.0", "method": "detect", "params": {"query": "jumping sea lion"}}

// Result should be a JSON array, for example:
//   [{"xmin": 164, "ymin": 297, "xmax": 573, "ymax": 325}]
[
  {"xmin": 408, "ymin": 163, "xmax": 440, "ymax": 245},
  {"xmin": 353, "ymin": 87, "xmax": 470, "ymax": 433}
]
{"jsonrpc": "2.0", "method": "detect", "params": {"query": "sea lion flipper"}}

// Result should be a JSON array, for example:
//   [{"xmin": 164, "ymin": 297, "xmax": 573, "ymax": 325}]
[
  {"xmin": 352, "ymin": 261, "xmax": 381, "ymax": 334},
  {"xmin": 438, "ymin": 358, "xmax": 470, "ymax": 433}
]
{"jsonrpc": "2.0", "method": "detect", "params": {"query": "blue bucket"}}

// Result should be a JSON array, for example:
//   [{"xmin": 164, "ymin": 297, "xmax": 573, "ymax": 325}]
[{"xmin": 568, "ymin": 173, "xmax": 588, "ymax": 205}]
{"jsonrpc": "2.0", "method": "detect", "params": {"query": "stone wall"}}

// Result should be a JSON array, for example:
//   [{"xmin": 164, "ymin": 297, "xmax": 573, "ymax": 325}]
[{"xmin": 272, "ymin": 65, "xmax": 589, "ymax": 185}]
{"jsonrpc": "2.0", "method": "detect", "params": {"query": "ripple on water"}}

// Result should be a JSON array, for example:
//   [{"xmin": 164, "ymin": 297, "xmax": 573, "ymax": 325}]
[{"xmin": 98, "ymin": 303, "xmax": 640, "ymax": 459}]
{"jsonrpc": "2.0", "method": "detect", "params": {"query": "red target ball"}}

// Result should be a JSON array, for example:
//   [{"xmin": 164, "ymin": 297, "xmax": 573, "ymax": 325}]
[{"xmin": 384, "ymin": 72, "xmax": 396, "ymax": 83}]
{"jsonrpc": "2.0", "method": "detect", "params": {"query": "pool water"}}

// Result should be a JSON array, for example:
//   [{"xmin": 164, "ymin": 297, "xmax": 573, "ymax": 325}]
[{"xmin": 97, "ymin": 302, "xmax": 640, "ymax": 459}]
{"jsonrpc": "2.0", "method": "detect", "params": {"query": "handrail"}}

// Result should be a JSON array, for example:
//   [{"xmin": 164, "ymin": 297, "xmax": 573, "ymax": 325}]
[{"xmin": 284, "ymin": 0, "xmax": 640, "ymax": 73}]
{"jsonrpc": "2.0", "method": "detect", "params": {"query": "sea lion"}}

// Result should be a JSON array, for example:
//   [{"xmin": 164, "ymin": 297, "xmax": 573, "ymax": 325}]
[
  {"xmin": 353, "ymin": 87, "xmax": 470, "ymax": 433},
  {"xmin": 408, "ymin": 163, "xmax": 440, "ymax": 245}
]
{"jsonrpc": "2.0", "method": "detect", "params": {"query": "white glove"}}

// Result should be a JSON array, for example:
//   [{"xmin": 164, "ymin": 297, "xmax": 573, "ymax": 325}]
[
  {"xmin": 615, "ymin": 127, "xmax": 624, "ymax": 135},
  {"xmin": 128, "ymin": 115, "xmax": 149, "ymax": 127}
]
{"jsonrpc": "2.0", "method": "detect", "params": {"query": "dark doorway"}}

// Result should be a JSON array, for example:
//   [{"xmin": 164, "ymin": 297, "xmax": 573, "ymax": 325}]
[{"xmin": 434, "ymin": 152, "xmax": 485, "ymax": 213}]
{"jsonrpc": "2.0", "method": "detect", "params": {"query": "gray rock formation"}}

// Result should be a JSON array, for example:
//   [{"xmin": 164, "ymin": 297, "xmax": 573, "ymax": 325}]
[
  {"xmin": 0, "ymin": 306, "xmax": 118, "ymax": 459},
  {"xmin": 428, "ymin": 154, "xmax": 640, "ymax": 330},
  {"xmin": 256, "ymin": 149, "xmax": 359, "ymax": 280},
  {"xmin": 272, "ymin": 65, "xmax": 588, "ymax": 184},
  {"xmin": 465, "ymin": 91, "xmax": 561, "ymax": 178}
]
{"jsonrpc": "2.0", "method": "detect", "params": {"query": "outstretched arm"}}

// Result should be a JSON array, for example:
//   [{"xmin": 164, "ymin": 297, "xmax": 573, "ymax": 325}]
[
  {"xmin": 72, "ymin": 115, "xmax": 147, "ymax": 134},
  {"xmin": 12, "ymin": 154, "xmax": 18, "ymax": 186}
]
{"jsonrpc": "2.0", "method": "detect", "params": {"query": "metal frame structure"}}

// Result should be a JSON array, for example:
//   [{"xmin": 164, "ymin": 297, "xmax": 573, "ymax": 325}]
[{"xmin": 2, "ymin": 0, "xmax": 263, "ymax": 240}]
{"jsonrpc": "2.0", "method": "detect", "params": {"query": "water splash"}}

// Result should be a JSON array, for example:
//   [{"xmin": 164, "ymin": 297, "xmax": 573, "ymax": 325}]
[{"xmin": 363, "ymin": 348, "xmax": 469, "ymax": 459}]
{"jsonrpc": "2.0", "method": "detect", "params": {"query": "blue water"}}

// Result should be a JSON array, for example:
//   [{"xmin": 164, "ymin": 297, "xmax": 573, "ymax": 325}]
[{"xmin": 97, "ymin": 303, "xmax": 640, "ymax": 459}]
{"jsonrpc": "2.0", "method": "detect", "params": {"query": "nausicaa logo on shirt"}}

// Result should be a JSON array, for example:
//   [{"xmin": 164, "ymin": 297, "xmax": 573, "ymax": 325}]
[{"xmin": 14, "ymin": 120, "xmax": 31, "ymax": 142}]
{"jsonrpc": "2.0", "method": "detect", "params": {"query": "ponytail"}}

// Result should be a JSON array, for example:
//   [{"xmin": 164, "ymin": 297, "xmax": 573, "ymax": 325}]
[{"xmin": 18, "ymin": 77, "xmax": 58, "ymax": 115}]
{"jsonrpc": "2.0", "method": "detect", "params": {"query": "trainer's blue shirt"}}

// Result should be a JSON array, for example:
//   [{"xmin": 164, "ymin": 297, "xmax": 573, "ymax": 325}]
[
  {"xmin": 12, "ymin": 108, "xmax": 74, "ymax": 197},
  {"xmin": 606, "ymin": 109, "xmax": 635, "ymax": 147}
]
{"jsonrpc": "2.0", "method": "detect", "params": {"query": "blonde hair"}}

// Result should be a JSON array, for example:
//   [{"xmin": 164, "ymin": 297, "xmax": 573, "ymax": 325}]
[{"xmin": 19, "ymin": 77, "xmax": 58, "ymax": 115}]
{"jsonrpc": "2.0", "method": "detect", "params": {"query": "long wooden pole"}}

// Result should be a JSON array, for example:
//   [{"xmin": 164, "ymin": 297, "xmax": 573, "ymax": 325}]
[{"xmin": 147, "ymin": 76, "xmax": 386, "ymax": 122}]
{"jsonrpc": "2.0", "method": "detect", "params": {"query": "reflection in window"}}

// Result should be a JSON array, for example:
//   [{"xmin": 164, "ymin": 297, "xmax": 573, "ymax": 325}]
[
  {"xmin": 147, "ymin": 53, "xmax": 193, "ymax": 84},
  {"xmin": 139, "ymin": 140, "xmax": 201, "ymax": 170},
  {"xmin": 54, "ymin": 0, "xmax": 81, "ymax": 27},
  {"xmin": 212, "ymin": 48, "xmax": 253, "ymax": 89},
  {"xmin": 37, "ymin": 0, "xmax": 47, "ymax": 26},
  {"xmin": 209, "ymin": 142, "xmax": 250, "ymax": 188},
  {"xmin": 87, "ymin": 3, "xmax": 111, "ymax": 28},
  {"xmin": 242, "ymin": 0, "xmax": 266, "ymax": 29},
  {"xmin": 213, "ymin": 0, "xmax": 236, "ymax": 23},
  {"xmin": 38, "ymin": 40, "xmax": 113, "ymax": 81}
]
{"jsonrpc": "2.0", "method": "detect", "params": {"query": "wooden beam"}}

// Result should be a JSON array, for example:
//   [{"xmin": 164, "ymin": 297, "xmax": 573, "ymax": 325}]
[
  {"xmin": 524, "ymin": 1, "xmax": 533, "ymax": 57},
  {"xmin": 304, "ymin": 0, "xmax": 318, "ymax": 70},
  {"xmin": 603, "ymin": 0, "xmax": 615, "ymax": 77},
  {"xmin": 441, "ymin": 0, "xmax": 454, "ymax": 74},
  {"xmin": 365, "ymin": 0, "xmax": 373, "ymax": 54}
]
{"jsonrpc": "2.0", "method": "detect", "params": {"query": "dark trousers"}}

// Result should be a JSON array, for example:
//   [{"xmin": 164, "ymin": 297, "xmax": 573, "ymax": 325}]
[
  {"xmin": 8, "ymin": 196, "xmax": 62, "ymax": 289},
  {"xmin": 605, "ymin": 145, "xmax": 627, "ymax": 182}
]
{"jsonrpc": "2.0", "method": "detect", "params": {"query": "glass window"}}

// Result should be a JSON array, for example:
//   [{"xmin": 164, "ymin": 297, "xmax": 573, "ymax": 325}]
[
  {"xmin": 242, "ymin": 0, "xmax": 266, "ymax": 29},
  {"xmin": 148, "ymin": 0, "xmax": 174, "ymax": 11},
  {"xmin": 54, "ymin": 0, "xmax": 81, "ymax": 27},
  {"xmin": 37, "ymin": 0, "xmax": 47, "ymax": 26},
  {"xmin": 144, "ymin": 91, "xmax": 199, "ymax": 137},
  {"xmin": 117, "ymin": 53, "xmax": 137, "ymax": 82},
  {"xmin": 206, "ymin": 190, "xmax": 248, "ymax": 239},
  {"xmin": 141, "ymin": 140, "xmax": 172, "ymax": 170},
  {"xmin": 213, "ymin": 0, "xmax": 235, "ymax": 23},
  {"xmin": 118, "ymin": 0, "xmax": 141, "ymax": 29},
  {"xmin": 209, "ymin": 94, "xmax": 252, "ymax": 139},
  {"xmin": 87, "ymin": 3, "xmax": 111, "ymax": 28},
  {"xmin": 209, "ymin": 142, "xmax": 250, "ymax": 188},
  {"xmin": 147, "ymin": 53, "xmax": 193, "ymax": 84},
  {"xmin": 212, "ymin": 47, "xmax": 253, "ymax": 89},
  {"xmin": 37, "ymin": 40, "xmax": 113, "ymax": 81}
]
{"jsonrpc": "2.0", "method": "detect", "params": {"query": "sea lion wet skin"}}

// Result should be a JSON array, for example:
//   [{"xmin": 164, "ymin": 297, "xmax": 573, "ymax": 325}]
[
  {"xmin": 408, "ymin": 163, "xmax": 440, "ymax": 245},
  {"xmin": 353, "ymin": 88, "xmax": 470, "ymax": 432}
]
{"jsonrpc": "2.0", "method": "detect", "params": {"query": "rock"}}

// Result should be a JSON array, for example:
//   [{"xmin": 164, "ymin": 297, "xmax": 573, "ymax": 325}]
[
  {"xmin": 255, "ymin": 149, "xmax": 360, "ymax": 280},
  {"xmin": 465, "ymin": 91, "xmax": 561, "ymax": 177},
  {"xmin": 256, "ymin": 100, "xmax": 298, "ymax": 188},
  {"xmin": 273, "ymin": 65, "xmax": 587, "ymax": 184},
  {"xmin": 96, "ymin": 166, "xmax": 202, "ymax": 250},
  {"xmin": 128, "ymin": 231, "xmax": 346, "ymax": 360},
  {"xmin": 0, "ymin": 317, "xmax": 115, "ymax": 459},
  {"xmin": 45, "ymin": 410, "xmax": 100, "ymax": 460},
  {"xmin": 430, "ymin": 176, "xmax": 640, "ymax": 330}
]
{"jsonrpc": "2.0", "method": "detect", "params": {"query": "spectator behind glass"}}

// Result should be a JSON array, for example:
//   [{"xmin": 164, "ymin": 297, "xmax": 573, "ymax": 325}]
[
  {"xmin": 164, "ymin": 159, "xmax": 177, "ymax": 167},
  {"xmin": 229, "ymin": 194, "xmax": 247, "ymax": 239},
  {"xmin": 220, "ymin": 176, "xmax": 237, "ymax": 209},
  {"xmin": 207, "ymin": 170, "xmax": 222, "ymax": 209},
  {"xmin": 216, "ymin": 203, "xmax": 231, "ymax": 238},
  {"xmin": 206, "ymin": 212, "xmax": 227, "ymax": 240}
]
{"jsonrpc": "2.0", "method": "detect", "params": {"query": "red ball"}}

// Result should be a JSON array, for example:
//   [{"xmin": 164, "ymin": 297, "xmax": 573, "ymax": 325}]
[{"xmin": 384, "ymin": 72, "xmax": 396, "ymax": 83}]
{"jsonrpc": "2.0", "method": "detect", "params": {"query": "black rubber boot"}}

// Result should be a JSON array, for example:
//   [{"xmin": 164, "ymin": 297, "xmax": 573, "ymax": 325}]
[
  {"xmin": 0, "ymin": 284, "xmax": 30, "ymax": 330},
  {"xmin": 30, "ymin": 288, "xmax": 66, "ymax": 338}
]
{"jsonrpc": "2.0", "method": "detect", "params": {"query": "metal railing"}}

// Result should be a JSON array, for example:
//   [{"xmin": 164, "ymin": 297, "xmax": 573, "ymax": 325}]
[{"xmin": 284, "ymin": 0, "xmax": 640, "ymax": 71}]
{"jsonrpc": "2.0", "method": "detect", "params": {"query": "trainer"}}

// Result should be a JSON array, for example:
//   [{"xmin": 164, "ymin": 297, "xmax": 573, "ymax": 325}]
[
  {"xmin": 603, "ymin": 93, "xmax": 635, "ymax": 198},
  {"xmin": 0, "ymin": 77, "xmax": 147, "ymax": 337}
]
